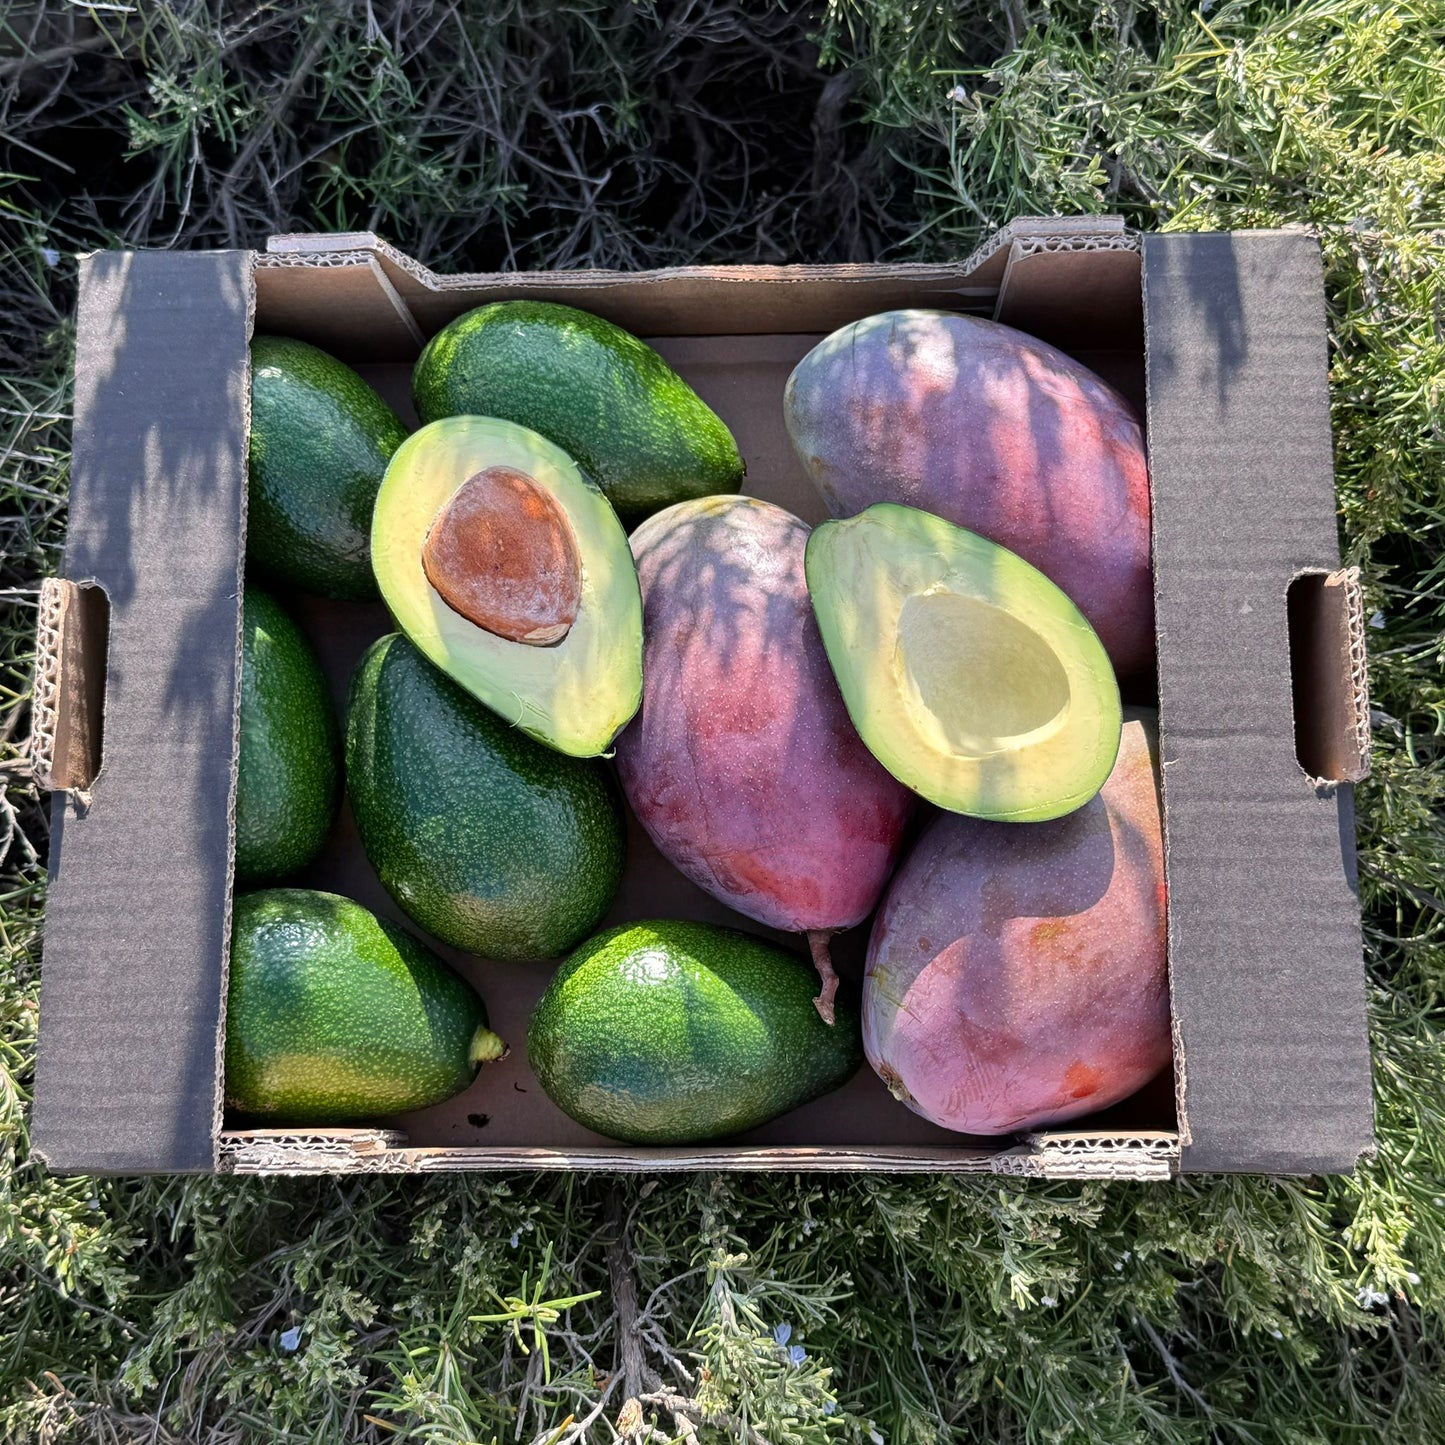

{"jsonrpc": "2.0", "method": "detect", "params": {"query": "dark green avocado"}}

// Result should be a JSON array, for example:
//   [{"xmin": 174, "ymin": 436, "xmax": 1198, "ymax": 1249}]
[
  {"xmin": 528, "ymin": 919, "xmax": 863, "ymax": 1143},
  {"xmin": 234, "ymin": 588, "xmax": 339, "ymax": 884},
  {"xmin": 248, "ymin": 335, "xmax": 408, "ymax": 599},
  {"xmin": 346, "ymin": 633, "xmax": 626, "ymax": 959},
  {"xmin": 225, "ymin": 888, "xmax": 505, "ymax": 1124},
  {"xmin": 411, "ymin": 301, "xmax": 744, "ymax": 523}
]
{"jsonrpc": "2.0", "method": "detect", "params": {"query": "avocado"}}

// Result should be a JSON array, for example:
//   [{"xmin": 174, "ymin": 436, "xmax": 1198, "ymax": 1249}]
[
  {"xmin": 528, "ymin": 920, "xmax": 863, "ymax": 1143},
  {"xmin": 411, "ymin": 301, "xmax": 744, "ymax": 523},
  {"xmin": 805, "ymin": 503, "xmax": 1121, "ymax": 822},
  {"xmin": 346, "ymin": 632, "xmax": 626, "ymax": 959},
  {"xmin": 225, "ymin": 888, "xmax": 504, "ymax": 1124},
  {"xmin": 248, "ymin": 336, "xmax": 408, "ymax": 599},
  {"xmin": 371, "ymin": 415, "xmax": 643, "ymax": 757},
  {"xmin": 235, "ymin": 588, "xmax": 339, "ymax": 884}
]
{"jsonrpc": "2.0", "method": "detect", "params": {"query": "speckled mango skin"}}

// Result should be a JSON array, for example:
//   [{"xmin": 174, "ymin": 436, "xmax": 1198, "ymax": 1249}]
[
  {"xmin": 863, "ymin": 714, "xmax": 1170, "ymax": 1135},
  {"xmin": 248, "ymin": 336, "xmax": 408, "ymax": 599},
  {"xmin": 784, "ymin": 310, "xmax": 1154, "ymax": 678},
  {"xmin": 614, "ymin": 496, "xmax": 913, "ymax": 934},
  {"xmin": 225, "ymin": 889, "xmax": 489, "ymax": 1123},
  {"xmin": 234, "ymin": 588, "xmax": 339, "ymax": 884},
  {"xmin": 346, "ymin": 633, "xmax": 625, "ymax": 960},
  {"xmin": 412, "ymin": 301, "xmax": 745, "ymax": 524},
  {"xmin": 528, "ymin": 920, "xmax": 862, "ymax": 1143}
]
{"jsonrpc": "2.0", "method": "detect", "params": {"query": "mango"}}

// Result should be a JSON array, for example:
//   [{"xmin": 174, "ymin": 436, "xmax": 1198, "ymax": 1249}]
[
  {"xmin": 863, "ymin": 713, "xmax": 1170, "ymax": 1134},
  {"xmin": 784, "ymin": 310, "xmax": 1154, "ymax": 678},
  {"xmin": 615, "ymin": 495, "xmax": 913, "ymax": 1019}
]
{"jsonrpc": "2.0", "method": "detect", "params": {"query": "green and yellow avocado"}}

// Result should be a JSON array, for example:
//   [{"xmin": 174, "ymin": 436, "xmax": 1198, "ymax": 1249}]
[
  {"xmin": 372, "ymin": 415, "xmax": 644, "ymax": 758},
  {"xmin": 412, "ymin": 300, "xmax": 744, "ymax": 524},
  {"xmin": 528, "ymin": 920, "xmax": 863, "ymax": 1144},
  {"xmin": 225, "ymin": 889, "xmax": 504, "ymax": 1124},
  {"xmin": 234, "ymin": 587, "xmax": 339, "ymax": 884},
  {"xmin": 247, "ymin": 337, "xmax": 407, "ymax": 600}
]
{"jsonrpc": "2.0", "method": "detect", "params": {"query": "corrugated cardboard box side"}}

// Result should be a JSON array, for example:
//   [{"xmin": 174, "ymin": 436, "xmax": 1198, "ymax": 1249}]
[{"xmin": 29, "ymin": 217, "xmax": 1375, "ymax": 1179}]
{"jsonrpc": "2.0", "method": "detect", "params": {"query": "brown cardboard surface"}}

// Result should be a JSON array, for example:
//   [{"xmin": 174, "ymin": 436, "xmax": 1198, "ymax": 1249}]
[
  {"xmin": 32, "ymin": 250, "xmax": 252, "ymax": 1173},
  {"xmin": 1142, "ymin": 231, "xmax": 1373, "ymax": 1172}
]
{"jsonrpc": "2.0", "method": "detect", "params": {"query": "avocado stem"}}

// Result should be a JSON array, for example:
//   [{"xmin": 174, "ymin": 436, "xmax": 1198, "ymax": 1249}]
[
  {"xmin": 470, "ymin": 1026, "xmax": 510, "ymax": 1067},
  {"xmin": 806, "ymin": 930, "xmax": 839, "ymax": 1026}
]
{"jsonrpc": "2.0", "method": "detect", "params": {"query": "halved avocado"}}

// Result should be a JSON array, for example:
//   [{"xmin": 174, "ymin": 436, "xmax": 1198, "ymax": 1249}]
[
  {"xmin": 371, "ymin": 415, "xmax": 643, "ymax": 757},
  {"xmin": 805, "ymin": 503, "xmax": 1121, "ymax": 821}
]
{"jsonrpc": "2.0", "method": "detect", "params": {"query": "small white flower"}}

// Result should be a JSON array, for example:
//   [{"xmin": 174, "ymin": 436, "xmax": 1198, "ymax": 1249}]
[
  {"xmin": 868, "ymin": 1426, "xmax": 886, "ymax": 1445},
  {"xmin": 1039, "ymin": 1295, "xmax": 1057, "ymax": 1307},
  {"xmin": 1407, "ymin": 1272, "xmax": 1421, "ymax": 1286},
  {"xmin": 1269, "ymin": 1328, "xmax": 1283, "ymax": 1339},
  {"xmin": 41, "ymin": 247, "xmax": 60, "ymax": 267},
  {"xmin": 1356, "ymin": 1285, "xmax": 1390, "ymax": 1308},
  {"xmin": 947, "ymin": 84, "xmax": 968, "ymax": 103},
  {"xmin": 1370, "ymin": 610, "xmax": 1386, "ymax": 629},
  {"xmin": 509, "ymin": 1232, "xmax": 520, "ymax": 1248}
]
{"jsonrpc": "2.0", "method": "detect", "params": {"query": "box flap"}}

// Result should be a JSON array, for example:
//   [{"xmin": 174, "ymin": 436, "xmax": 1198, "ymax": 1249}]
[
  {"xmin": 31, "ymin": 249, "xmax": 252, "ymax": 1173},
  {"xmin": 1143, "ymin": 231, "xmax": 1374, "ymax": 1173}
]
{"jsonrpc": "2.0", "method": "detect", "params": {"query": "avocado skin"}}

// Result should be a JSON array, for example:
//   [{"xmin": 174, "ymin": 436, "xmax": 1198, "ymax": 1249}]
[
  {"xmin": 226, "ymin": 888, "xmax": 489, "ymax": 1123},
  {"xmin": 235, "ymin": 588, "xmax": 339, "ymax": 884},
  {"xmin": 346, "ymin": 634, "xmax": 626, "ymax": 959},
  {"xmin": 411, "ymin": 301, "xmax": 744, "ymax": 523},
  {"xmin": 528, "ymin": 920, "xmax": 863, "ymax": 1143},
  {"xmin": 248, "ymin": 336, "xmax": 408, "ymax": 599}
]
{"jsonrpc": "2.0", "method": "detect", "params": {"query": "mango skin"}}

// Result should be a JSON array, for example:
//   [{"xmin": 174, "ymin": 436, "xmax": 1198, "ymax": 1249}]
[
  {"xmin": 863, "ymin": 714, "xmax": 1170, "ymax": 1135},
  {"xmin": 615, "ymin": 496, "xmax": 913, "ymax": 934},
  {"xmin": 784, "ymin": 310, "xmax": 1154, "ymax": 678}
]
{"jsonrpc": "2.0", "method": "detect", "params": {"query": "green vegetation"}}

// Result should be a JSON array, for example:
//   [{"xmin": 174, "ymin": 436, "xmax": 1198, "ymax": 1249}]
[
  {"xmin": 226, "ymin": 889, "xmax": 501, "ymax": 1124},
  {"xmin": 413, "ymin": 302, "xmax": 746, "ymax": 522},
  {"xmin": 529, "ymin": 920, "xmax": 863, "ymax": 1143},
  {"xmin": 1, "ymin": 1, "xmax": 1442, "ymax": 1441},
  {"xmin": 234, "ymin": 588, "xmax": 340, "ymax": 884},
  {"xmin": 248, "ymin": 336, "xmax": 408, "ymax": 600},
  {"xmin": 346, "ymin": 632, "xmax": 626, "ymax": 959}
]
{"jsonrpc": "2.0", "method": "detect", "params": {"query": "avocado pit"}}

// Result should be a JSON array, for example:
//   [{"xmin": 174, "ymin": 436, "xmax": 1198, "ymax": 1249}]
[{"xmin": 422, "ymin": 465, "xmax": 582, "ymax": 645}]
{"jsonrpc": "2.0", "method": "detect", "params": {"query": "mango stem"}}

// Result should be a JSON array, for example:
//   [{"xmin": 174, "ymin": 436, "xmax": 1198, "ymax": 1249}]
[
  {"xmin": 470, "ymin": 1026, "xmax": 509, "ymax": 1066},
  {"xmin": 806, "ymin": 930, "xmax": 839, "ymax": 1026}
]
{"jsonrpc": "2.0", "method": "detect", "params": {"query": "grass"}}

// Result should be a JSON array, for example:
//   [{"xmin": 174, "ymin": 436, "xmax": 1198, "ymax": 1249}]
[{"xmin": 1, "ymin": 0, "xmax": 1444, "ymax": 1439}]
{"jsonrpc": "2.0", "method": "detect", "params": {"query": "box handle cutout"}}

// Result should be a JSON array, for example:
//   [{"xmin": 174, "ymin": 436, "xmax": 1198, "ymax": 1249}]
[
  {"xmin": 1287, "ymin": 568, "xmax": 1370, "ymax": 783},
  {"xmin": 31, "ymin": 577, "xmax": 110, "ymax": 792}
]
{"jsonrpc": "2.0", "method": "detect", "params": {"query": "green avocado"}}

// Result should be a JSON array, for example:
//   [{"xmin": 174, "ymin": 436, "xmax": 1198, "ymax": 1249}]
[
  {"xmin": 248, "ymin": 336, "xmax": 408, "ymax": 599},
  {"xmin": 225, "ymin": 888, "xmax": 504, "ymax": 1124},
  {"xmin": 805, "ymin": 503, "xmax": 1121, "ymax": 822},
  {"xmin": 411, "ymin": 301, "xmax": 744, "ymax": 523},
  {"xmin": 234, "ymin": 588, "xmax": 339, "ymax": 884},
  {"xmin": 346, "ymin": 633, "xmax": 626, "ymax": 960},
  {"xmin": 371, "ymin": 416, "xmax": 643, "ymax": 758},
  {"xmin": 528, "ymin": 920, "xmax": 863, "ymax": 1144}
]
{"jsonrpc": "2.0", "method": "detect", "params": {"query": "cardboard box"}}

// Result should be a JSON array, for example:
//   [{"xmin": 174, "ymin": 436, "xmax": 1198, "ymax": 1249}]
[{"xmin": 29, "ymin": 217, "xmax": 1375, "ymax": 1179}]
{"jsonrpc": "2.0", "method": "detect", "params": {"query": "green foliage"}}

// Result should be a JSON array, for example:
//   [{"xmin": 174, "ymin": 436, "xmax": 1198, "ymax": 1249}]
[{"xmin": 1, "ymin": 0, "xmax": 1444, "ymax": 1441}]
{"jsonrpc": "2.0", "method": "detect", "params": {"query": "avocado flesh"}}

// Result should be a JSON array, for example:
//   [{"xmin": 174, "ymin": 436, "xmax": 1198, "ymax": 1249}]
[
  {"xmin": 527, "ymin": 920, "xmax": 862, "ymax": 1144},
  {"xmin": 225, "ymin": 888, "xmax": 501, "ymax": 1124},
  {"xmin": 234, "ymin": 588, "xmax": 339, "ymax": 883},
  {"xmin": 805, "ymin": 503, "xmax": 1122, "ymax": 822},
  {"xmin": 411, "ymin": 300, "xmax": 745, "ymax": 523},
  {"xmin": 371, "ymin": 415, "xmax": 643, "ymax": 758}
]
